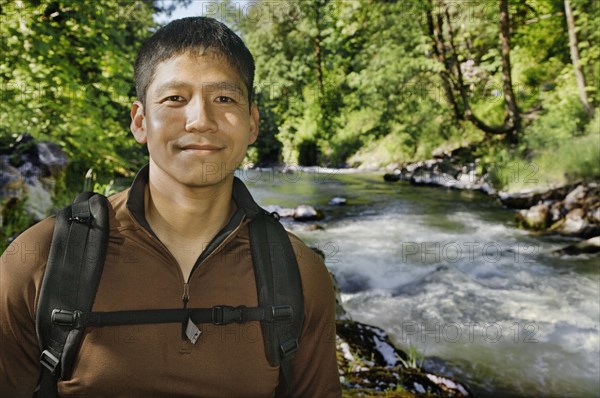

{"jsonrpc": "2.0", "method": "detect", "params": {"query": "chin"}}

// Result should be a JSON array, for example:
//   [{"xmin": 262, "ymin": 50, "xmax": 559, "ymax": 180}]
[{"xmin": 179, "ymin": 169, "xmax": 235, "ymax": 187}]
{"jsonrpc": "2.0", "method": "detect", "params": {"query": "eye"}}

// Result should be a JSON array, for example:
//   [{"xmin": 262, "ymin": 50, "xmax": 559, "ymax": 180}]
[
  {"xmin": 163, "ymin": 95, "xmax": 185, "ymax": 103},
  {"xmin": 215, "ymin": 96, "xmax": 235, "ymax": 103}
]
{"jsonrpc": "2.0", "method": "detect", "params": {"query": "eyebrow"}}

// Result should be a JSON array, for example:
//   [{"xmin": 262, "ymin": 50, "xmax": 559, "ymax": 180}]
[
  {"xmin": 207, "ymin": 82, "xmax": 245, "ymax": 97},
  {"xmin": 153, "ymin": 80, "xmax": 189, "ymax": 95},
  {"xmin": 153, "ymin": 80, "xmax": 246, "ymax": 97}
]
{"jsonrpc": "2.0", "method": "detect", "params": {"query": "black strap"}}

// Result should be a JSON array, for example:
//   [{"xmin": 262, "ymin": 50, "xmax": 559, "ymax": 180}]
[
  {"xmin": 36, "ymin": 193, "xmax": 109, "ymax": 397},
  {"xmin": 250, "ymin": 211, "xmax": 304, "ymax": 397},
  {"xmin": 46, "ymin": 305, "xmax": 294, "ymax": 328}
]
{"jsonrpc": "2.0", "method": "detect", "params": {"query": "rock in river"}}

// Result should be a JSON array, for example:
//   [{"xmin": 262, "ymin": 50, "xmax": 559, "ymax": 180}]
[
  {"xmin": 516, "ymin": 204, "xmax": 551, "ymax": 230},
  {"xmin": 552, "ymin": 236, "xmax": 600, "ymax": 256},
  {"xmin": 328, "ymin": 197, "xmax": 347, "ymax": 206},
  {"xmin": 293, "ymin": 204, "xmax": 324, "ymax": 221}
]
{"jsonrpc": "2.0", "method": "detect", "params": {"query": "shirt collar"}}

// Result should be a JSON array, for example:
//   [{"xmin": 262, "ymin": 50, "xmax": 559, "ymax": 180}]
[{"xmin": 126, "ymin": 164, "xmax": 262, "ymax": 234}]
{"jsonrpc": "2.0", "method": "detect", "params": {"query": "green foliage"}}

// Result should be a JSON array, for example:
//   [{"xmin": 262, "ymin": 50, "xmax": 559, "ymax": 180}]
[
  {"xmin": 533, "ymin": 132, "xmax": 600, "ymax": 184},
  {"xmin": 398, "ymin": 344, "xmax": 424, "ymax": 371},
  {"xmin": 248, "ymin": 92, "xmax": 283, "ymax": 166},
  {"xmin": 82, "ymin": 168, "xmax": 119, "ymax": 196},
  {"xmin": 488, "ymin": 127, "xmax": 599, "ymax": 193},
  {"xmin": 238, "ymin": 0, "xmax": 452, "ymax": 166},
  {"xmin": 485, "ymin": 148, "xmax": 540, "ymax": 193},
  {"xmin": 525, "ymin": 75, "xmax": 590, "ymax": 149},
  {"xmin": 235, "ymin": 0, "xmax": 598, "ymax": 189},
  {"xmin": 0, "ymin": 0, "xmax": 156, "ymax": 180}
]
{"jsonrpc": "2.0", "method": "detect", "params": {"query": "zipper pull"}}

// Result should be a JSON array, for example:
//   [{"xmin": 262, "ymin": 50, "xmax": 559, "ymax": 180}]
[
  {"xmin": 181, "ymin": 283, "xmax": 191, "ymax": 341},
  {"xmin": 182, "ymin": 283, "xmax": 190, "ymax": 308}
]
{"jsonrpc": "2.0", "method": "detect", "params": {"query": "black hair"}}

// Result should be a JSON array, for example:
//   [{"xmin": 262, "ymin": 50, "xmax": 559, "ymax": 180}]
[{"xmin": 134, "ymin": 17, "xmax": 255, "ymax": 106}]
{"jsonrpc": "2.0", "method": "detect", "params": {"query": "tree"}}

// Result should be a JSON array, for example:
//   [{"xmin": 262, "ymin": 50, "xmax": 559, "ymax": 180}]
[
  {"xmin": 426, "ymin": 0, "xmax": 520, "ymax": 142},
  {"xmin": 235, "ymin": 0, "xmax": 598, "ymax": 171},
  {"xmin": 239, "ymin": 0, "xmax": 448, "ymax": 165},
  {"xmin": 237, "ymin": 0, "xmax": 340, "ymax": 165},
  {"xmin": 564, "ymin": 0, "xmax": 595, "ymax": 117},
  {"xmin": 0, "ymin": 0, "xmax": 162, "ymax": 180}
]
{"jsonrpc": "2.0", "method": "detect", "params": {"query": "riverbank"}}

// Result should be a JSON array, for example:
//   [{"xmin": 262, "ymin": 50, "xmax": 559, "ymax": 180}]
[
  {"xmin": 337, "ymin": 319, "xmax": 471, "ymax": 397},
  {"xmin": 382, "ymin": 147, "xmax": 600, "ymax": 254}
]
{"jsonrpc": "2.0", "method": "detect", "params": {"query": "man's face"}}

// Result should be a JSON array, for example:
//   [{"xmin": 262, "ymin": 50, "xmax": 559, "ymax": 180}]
[{"xmin": 130, "ymin": 52, "xmax": 259, "ymax": 188}]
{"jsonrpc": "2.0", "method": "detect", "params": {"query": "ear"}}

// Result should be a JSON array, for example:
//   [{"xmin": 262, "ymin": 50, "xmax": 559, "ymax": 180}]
[
  {"xmin": 130, "ymin": 101, "xmax": 147, "ymax": 144},
  {"xmin": 248, "ymin": 105, "xmax": 259, "ymax": 145}
]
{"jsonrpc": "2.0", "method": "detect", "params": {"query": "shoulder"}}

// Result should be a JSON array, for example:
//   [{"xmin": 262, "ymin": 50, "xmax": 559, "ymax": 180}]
[
  {"xmin": 287, "ymin": 232, "xmax": 332, "ymax": 285},
  {"xmin": 2, "ymin": 216, "xmax": 56, "ymax": 270},
  {"xmin": 107, "ymin": 188, "xmax": 129, "ymax": 209},
  {"xmin": 103, "ymin": 188, "xmax": 133, "ymax": 231},
  {"xmin": 286, "ymin": 232, "xmax": 336, "ymax": 322},
  {"xmin": 1, "ymin": 216, "xmax": 56, "ymax": 313}
]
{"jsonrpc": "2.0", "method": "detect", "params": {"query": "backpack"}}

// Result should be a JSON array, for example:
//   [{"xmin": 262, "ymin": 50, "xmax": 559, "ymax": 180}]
[{"xmin": 35, "ymin": 192, "xmax": 304, "ymax": 398}]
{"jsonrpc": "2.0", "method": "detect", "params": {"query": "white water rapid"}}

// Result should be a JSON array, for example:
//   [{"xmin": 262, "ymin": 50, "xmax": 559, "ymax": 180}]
[{"xmin": 241, "ymin": 168, "xmax": 599, "ymax": 397}]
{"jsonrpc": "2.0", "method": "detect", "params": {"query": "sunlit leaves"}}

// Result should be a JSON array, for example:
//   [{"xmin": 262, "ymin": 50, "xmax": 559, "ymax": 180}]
[{"xmin": 0, "ymin": 0, "xmax": 156, "ymax": 178}]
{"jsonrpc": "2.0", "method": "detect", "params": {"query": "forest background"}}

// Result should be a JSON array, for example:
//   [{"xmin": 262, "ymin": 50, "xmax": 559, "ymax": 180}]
[{"xmin": 1, "ymin": 0, "xmax": 599, "ymax": 245}]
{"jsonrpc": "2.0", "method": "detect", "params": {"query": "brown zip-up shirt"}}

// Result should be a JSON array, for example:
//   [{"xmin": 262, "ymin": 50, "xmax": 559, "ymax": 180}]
[{"xmin": 0, "ymin": 167, "xmax": 341, "ymax": 397}]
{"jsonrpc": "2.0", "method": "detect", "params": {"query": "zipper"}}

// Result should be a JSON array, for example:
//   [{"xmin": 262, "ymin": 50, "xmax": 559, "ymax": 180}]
[
  {"xmin": 181, "ymin": 283, "xmax": 190, "ymax": 340},
  {"xmin": 182, "ymin": 283, "xmax": 190, "ymax": 308}
]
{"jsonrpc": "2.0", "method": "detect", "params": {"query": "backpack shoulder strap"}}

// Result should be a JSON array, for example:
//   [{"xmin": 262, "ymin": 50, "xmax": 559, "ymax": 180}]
[
  {"xmin": 35, "ymin": 192, "xmax": 109, "ymax": 397},
  {"xmin": 249, "ymin": 210, "xmax": 304, "ymax": 397}
]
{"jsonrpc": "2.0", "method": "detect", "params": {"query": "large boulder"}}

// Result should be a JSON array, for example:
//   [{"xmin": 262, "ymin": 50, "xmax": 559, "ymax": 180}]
[
  {"xmin": 550, "ymin": 207, "xmax": 600, "ymax": 238},
  {"xmin": 0, "ymin": 134, "xmax": 68, "ymax": 226},
  {"xmin": 564, "ymin": 185, "xmax": 587, "ymax": 210},
  {"xmin": 515, "ymin": 204, "xmax": 551, "ymax": 230},
  {"xmin": 513, "ymin": 183, "xmax": 600, "ymax": 239}
]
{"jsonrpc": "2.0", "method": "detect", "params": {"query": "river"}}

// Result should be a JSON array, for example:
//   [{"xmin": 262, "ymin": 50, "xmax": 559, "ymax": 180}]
[{"xmin": 240, "ymin": 167, "xmax": 600, "ymax": 398}]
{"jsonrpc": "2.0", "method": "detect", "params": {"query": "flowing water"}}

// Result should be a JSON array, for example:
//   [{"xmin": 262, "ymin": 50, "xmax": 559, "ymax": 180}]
[{"xmin": 240, "ymin": 168, "xmax": 600, "ymax": 398}]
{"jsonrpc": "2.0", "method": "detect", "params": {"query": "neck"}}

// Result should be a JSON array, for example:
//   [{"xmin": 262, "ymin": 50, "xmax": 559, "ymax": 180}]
[{"xmin": 144, "ymin": 164, "xmax": 236, "ymax": 243}]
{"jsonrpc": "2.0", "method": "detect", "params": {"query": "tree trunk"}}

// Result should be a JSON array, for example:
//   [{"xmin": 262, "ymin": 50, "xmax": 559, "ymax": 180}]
[
  {"xmin": 444, "ymin": 4, "xmax": 515, "ymax": 135},
  {"xmin": 499, "ymin": 0, "xmax": 520, "ymax": 142},
  {"xmin": 426, "ymin": 8, "xmax": 461, "ymax": 120},
  {"xmin": 313, "ymin": 2, "xmax": 324, "ymax": 107},
  {"xmin": 564, "ymin": 0, "xmax": 595, "ymax": 117},
  {"xmin": 425, "ymin": 0, "xmax": 520, "ymax": 138}
]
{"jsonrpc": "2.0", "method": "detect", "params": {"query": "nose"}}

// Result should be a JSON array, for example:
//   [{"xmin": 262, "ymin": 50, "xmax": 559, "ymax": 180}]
[{"xmin": 185, "ymin": 97, "xmax": 218, "ymax": 133}]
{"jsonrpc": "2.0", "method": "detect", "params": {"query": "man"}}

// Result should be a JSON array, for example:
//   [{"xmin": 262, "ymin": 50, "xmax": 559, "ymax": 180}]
[{"xmin": 0, "ymin": 17, "xmax": 341, "ymax": 397}]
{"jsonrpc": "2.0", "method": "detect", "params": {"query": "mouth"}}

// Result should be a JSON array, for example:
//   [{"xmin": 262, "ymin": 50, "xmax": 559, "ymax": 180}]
[{"xmin": 179, "ymin": 144, "xmax": 225, "ymax": 153}]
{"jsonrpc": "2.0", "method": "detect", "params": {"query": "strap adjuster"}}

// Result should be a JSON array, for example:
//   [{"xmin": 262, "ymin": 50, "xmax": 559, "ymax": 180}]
[
  {"xmin": 40, "ymin": 350, "xmax": 60, "ymax": 375},
  {"xmin": 280, "ymin": 339, "xmax": 299, "ymax": 358},
  {"xmin": 270, "ymin": 305, "xmax": 293, "ymax": 321},
  {"xmin": 51, "ymin": 309, "xmax": 84, "ymax": 329},
  {"xmin": 212, "ymin": 306, "xmax": 246, "ymax": 325},
  {"xmin": 68, "ymin": 216, "xmax": 92, "ymax": 225}
]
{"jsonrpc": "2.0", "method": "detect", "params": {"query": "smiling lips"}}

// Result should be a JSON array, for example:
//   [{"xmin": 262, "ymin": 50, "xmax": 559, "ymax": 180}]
[{"xmin": 179, "ymin": 143, "xmax": 224, "ymax": 153}]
